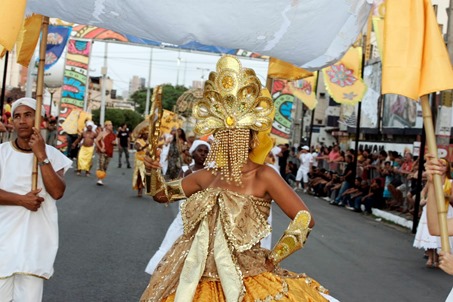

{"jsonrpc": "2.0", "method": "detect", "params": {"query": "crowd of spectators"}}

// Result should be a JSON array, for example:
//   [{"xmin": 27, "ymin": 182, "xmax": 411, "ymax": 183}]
[{"xmin": 275, "ymin": 143, "xmax": 423, "ymax": 217}]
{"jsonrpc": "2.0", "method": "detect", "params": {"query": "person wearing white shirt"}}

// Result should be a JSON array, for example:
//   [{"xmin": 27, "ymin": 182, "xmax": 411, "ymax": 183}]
[
  {"xmin": 0, "ymin": 98, "xmax": 72, "ymax": 302},
  {"xmin": 295, "ymin": 146, "xmax": 313, "ymax": 192}
]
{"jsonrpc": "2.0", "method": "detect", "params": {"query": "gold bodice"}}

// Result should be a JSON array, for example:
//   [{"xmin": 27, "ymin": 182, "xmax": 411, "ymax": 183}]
[{"xmin": 142, "ymin": 188, "xmax": 272, "ymax": 301}]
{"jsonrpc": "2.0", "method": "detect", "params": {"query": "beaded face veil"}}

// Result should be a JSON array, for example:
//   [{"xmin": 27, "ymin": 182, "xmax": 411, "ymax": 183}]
[{"xmin": 192, "ymin": 55, "xmax": 274, "ymax": 184}]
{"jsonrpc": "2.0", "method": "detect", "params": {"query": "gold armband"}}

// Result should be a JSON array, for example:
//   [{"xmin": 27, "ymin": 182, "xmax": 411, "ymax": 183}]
[
  {"xmin": 268, "ymin": 210, "xmax": 312, "ymax": 265},
  {"xmin": 159, "ymin": 178, "xmax": 186, "ymax": 202},
  {"xmin": 146, "ymin": 170, "xmax": 186, "ymax": 203}
]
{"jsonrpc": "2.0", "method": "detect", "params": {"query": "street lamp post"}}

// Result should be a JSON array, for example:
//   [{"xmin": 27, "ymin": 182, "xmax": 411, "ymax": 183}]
[
  {"xmin": 196, "ymin": 67, "xmax": 210, "ymax": 80},
  {"xmin": 176, "ymin": 51, "xmax": 182, "ymax": 86},
  {"xmin": 144, "ymin": 48, "xmax": 153, "ymax": 116},
  {"xmin": 100, "ymin": 43, "xmax": 108, "ymax": 126}
]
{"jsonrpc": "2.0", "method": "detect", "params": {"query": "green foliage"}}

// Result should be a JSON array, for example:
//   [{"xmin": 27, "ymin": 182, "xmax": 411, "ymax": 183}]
[
  {"xmin": 122, "ymin": 110, "xmax": 143, "ymax": 130},
  {"xmin": 128, "ymin": 84, "xmax": 188, "ymax": 114},
  {"xmin": 129, "ymin": 89, "xmax": 148, "ymax": 114},
  {"xmin": 162, "ymin": 84, "xmax": 188, "ymax": 111},
  {"xmin": 91, "ymin": 108, "xmax": 144, "ymax": 130}
]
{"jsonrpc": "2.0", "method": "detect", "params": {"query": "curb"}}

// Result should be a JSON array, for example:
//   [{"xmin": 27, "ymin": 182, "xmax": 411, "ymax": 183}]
[{"xmin": 372, "ymin": 208, "xmax": 413, "ymax": 230}]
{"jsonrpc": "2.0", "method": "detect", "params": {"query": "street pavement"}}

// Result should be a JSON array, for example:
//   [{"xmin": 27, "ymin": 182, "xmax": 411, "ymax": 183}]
[{"xmin": 43, "ymin": 153, "xmax": 453, "ymax": 302}]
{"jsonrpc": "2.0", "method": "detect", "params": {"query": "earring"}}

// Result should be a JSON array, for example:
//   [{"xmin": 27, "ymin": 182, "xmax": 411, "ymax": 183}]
[{"xmin": 250, "ymin": 134, "xmax": 259, "ymax": 149}]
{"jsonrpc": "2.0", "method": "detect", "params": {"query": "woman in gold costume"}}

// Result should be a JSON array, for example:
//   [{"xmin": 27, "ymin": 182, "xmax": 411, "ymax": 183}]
[
  {"xmin": 142, "ymin": 55, "xmax": 337, "ymax": 302},
  {"xmin": 132, "ymin": 132, "xmax": 149, "ymax": 197}
]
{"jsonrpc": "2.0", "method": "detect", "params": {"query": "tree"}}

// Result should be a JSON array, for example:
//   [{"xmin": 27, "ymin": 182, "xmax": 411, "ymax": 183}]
[
  {"xmin": 128, "ymin": 84, "xmax": 188, "ymax": 114},
  {"xmin": 129, "ymin": 89, "xmax": 148, "ymax": 114},
  {"xmin": 162, "ymin": 84, "xmax": 188, "ymax": 111},
  {"xmin": 91, "ymin": 108, "xmax": 144, "ymax": 131}
]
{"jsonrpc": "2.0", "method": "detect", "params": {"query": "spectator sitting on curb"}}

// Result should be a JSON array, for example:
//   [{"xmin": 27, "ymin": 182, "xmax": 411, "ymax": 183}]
[{"xmin": 359, "ymin": 178, "xmax": 384, "ymax": 215}]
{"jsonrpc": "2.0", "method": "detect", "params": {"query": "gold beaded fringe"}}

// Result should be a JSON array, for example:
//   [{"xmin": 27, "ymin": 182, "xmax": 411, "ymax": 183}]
[{"xmin": 205, "ymin": 128, "xmax": 249, "ymax": 185}]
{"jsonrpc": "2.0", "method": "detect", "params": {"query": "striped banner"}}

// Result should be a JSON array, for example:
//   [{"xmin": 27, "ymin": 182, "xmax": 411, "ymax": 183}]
[{"xmin": 57, "ymin": 39, "xmax": 92, "ymax": 151}]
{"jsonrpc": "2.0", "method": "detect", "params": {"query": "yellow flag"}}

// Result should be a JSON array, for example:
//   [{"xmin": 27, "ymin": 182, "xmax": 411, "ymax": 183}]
[
  {"xmin": 0, "ymin": 47, "xmax": 6, "ymax": 58},
  {"xmin": 0, "ymin": 0, "xmax": 26, "ymax": 50},
  {"xmin": 372, "ymin": 17, "xmax": 384, "ymax": 59},
  {"xmin": 160, "ymin": 110, "xmax": 181, "ymax": 134},
  {"xmin": 382, "ymin": 0, "xmax": 453, "ymax": 100},
  {"xmin": 61, "ymin": 109, "xmax": 81, "ymax": 135},
  {"xmin": 78, "ymin": 111, "xmax": 92, "ymax": 134},
  {"xmin": 322, "ymin": 46, "xmax": 367, "ymax": 105},
  {"xmin": 288, "ymin": 72, "xmax": 318, "ymax": 110},
  {"xmin": 16, "ymin": 14, "xmax": 43, "ymax": 67},
  {"xmin": 267, "ymin": 57, "xmax": 313, "ymax": 81}
]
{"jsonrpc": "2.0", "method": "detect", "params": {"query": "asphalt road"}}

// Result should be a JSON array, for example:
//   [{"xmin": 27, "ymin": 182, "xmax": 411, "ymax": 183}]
[{"xmin": 43, "ymin": 153, "xmax": 453, "ymax": 302}]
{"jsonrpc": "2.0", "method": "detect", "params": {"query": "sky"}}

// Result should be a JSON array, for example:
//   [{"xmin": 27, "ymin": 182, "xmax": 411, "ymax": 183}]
[{"xmin": 87, "ymin": 41, "xmax": 270, "ymax": 98}]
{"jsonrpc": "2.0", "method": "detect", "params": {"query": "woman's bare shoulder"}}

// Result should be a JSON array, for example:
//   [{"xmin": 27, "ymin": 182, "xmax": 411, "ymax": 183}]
[{"xmin": 257, "ymin": 164, "xmax": 281, "ymax": 177}]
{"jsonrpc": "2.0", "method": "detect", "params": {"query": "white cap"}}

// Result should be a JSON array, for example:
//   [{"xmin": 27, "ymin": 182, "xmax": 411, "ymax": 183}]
[
  {"xmin": 85, "ymin": 120, "xmax": 97, "ymax": 132},
  {"xmin": 188, "ymin": 140, "xmax": 211, "ymax": 155},
  {"xmin": 12, "ymin": 97, "xmax": 45, "ymax": 117},
  {"xmin": 302, "ymin": 146, "xmax": 310, "ymax": 150}
]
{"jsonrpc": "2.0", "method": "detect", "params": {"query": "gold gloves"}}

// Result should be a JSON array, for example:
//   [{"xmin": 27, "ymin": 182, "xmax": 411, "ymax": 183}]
[{"xmin": 268, "ymin": 210, "xmax": 312, "ymax": 265}]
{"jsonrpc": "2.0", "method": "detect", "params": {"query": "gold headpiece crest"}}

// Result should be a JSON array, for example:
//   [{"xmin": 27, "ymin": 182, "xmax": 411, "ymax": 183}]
[
  {"xmin": 192, "ymin": 55, "xmax": 275, "ymax": 185},
  {"xmin": 193, "ymin": 55, "xmax": 274, "ymax": 135}
]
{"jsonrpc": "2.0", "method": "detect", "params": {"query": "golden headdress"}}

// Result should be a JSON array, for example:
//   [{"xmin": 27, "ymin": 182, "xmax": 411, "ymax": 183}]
[{"xmin": 193, "ymin": 55, "xmax": 274, "ymax": 184}]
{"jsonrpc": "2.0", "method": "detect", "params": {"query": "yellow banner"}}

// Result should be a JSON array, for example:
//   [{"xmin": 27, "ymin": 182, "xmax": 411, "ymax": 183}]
[
  {"xmin": 61, "ymin": 109, "xmax": 80, "ymax": 135},
  {"xmin": 322, "ymin": 46, "xmax": 367, "ymax": 105},
  {"xmin": 372, "ymin": 17, "xmax": 384, "ymax": 59},
  {"xmin": 16, "ymin": 14, "xmax": 43, "ymax": 66},
  {"xmin": 0, "ymin": 0, "xmax": 26, "ymax": 51},
  {"xmin": 288, "ymin": 72, "xmax": 318, "ymax": 110},
  {"xmin": 160, "ymin": 110, "xmax": 181, "ymax": 134},
  {"xmin": 78, "ymin": 111, "xmax": 92, "ymax": 133},
  {"xmin": 382, "ymin": 0, "xmax": 453, "ymax": 100},
  {"xmin": 267, "ymin": 57, "xmax": 312, "ymax": 81}
]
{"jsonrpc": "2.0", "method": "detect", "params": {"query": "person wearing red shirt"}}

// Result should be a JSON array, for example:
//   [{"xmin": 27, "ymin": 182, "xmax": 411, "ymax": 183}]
[{"xmin": 95, "ymin": 121, "xmax": 117, "ymax": 185}]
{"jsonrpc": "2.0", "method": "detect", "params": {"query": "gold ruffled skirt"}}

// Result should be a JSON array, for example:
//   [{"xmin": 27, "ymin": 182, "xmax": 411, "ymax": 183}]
[{"xmin": 161, "ymin": 272, "xmax": 329, "ymax": 302}]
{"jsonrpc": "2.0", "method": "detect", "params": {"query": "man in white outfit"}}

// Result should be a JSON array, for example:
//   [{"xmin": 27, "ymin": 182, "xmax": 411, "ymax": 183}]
[
  {"xmin": 0, "ymin": 98, "xmax": 72, "ymax": 302},
  {"xmin": 295, "ymin": 146, "xmax": 313, "ymax": 192}
]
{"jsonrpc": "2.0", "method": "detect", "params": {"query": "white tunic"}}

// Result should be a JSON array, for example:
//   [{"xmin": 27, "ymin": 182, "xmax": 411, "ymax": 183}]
[{"xmin": 0, "ymin": 142, "xmax": 72, "ymax": 279}]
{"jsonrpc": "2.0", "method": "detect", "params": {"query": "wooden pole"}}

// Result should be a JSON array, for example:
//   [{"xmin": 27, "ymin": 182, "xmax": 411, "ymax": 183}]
[
  {"xmin": 420, "ymin": 94, "xmax": 450, "ymax": 252},
  {"xmin": 32, "ymin": 16, "xmax": 49, "ymax": 190},
  {"xmin": 308, "ymin": 73, "xmax": 319, "ymax": 148},
  {"xmin": 0, "ymin": 51, "xmax": 9, "ymax": 116}
]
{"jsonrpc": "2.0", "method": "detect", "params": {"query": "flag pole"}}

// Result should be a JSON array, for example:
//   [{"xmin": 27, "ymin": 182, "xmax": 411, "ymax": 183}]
[
  {"xmin": 308, "ymin": 73, "xmax": 319, "ymax": 148},
  {"xmin": 420, "ymin": 94, "xmax": 450, "ymax": 252},
  {"xmin": 0, "ymin": 51, "xmax": 9, "ymax": 116},
  {"xmin": 32, "ymin": 16, "xmax": 49, "ymax": 190}
]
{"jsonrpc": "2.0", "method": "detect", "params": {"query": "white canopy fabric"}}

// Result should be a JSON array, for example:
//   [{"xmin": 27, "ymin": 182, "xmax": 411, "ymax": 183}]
[{"xmin": 26, "ymin": 0, "xmax": 372, "ymax": 70}]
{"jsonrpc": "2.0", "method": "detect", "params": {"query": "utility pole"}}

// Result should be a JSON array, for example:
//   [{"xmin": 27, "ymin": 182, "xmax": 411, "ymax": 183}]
[
  {"xmin": 196, "ymin": 67, "xmax": 209, "ymax": 80},
  {"xmin": 100, "ymin": 42, "xmax": 108, "ymax": 126},
  {"xmin": 144, "ymin": 48, "xmax": 153, "ymax": 116},
  {"xmin": 176, "ymin": 50, "xmax": 182, "ymax": 86}
]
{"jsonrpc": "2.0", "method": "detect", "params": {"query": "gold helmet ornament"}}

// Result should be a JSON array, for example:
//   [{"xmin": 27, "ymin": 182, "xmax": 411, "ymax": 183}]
[{"xmin": 192, "ymin": 55, "xmax": 274, "ymax": 185}]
